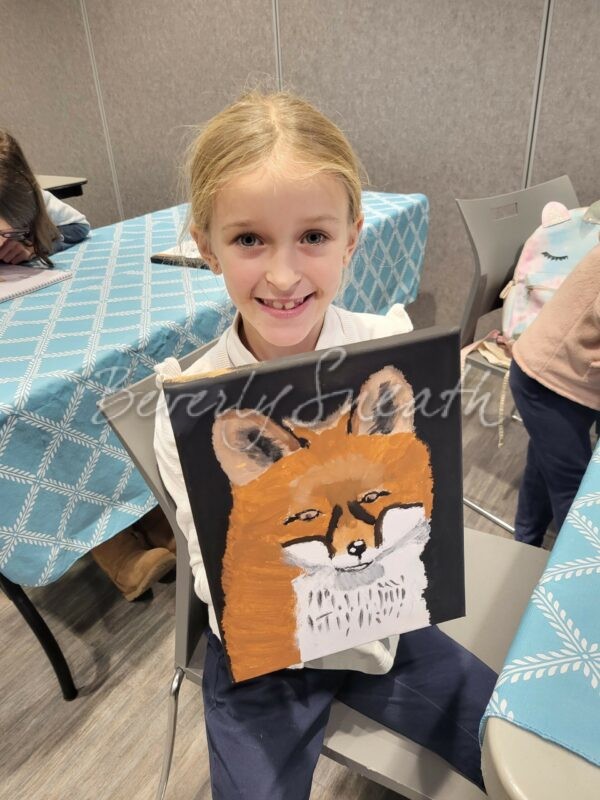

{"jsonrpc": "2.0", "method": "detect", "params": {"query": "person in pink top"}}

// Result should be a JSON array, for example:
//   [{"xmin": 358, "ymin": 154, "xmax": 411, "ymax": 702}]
[{"xmin": 510, "ymin": 243, "xmax": 600, "ymax": 546}]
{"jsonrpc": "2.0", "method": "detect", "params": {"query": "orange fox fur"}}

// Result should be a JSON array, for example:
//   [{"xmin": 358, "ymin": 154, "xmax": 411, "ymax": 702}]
[{"xmin": 213, "ymin": 367, "xmax": 433, "ymax": 682}]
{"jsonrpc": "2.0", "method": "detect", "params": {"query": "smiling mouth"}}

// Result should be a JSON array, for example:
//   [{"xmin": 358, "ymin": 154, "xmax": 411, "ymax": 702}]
[
  {"xmin": 256, "ymin": 293, "xmax": 313, "ymax": 310},
  {"xmin": 336, "ymin": 561, "xmax": 373, "ymax": 573}
]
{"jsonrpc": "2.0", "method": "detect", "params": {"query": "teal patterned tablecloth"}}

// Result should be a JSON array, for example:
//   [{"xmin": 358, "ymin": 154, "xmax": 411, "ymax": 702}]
[
  {"xmin": 0, "ymin": 192, "xmax": 429, "ymax": 586},
  {"xmin": 481, "ymin": 440, "xmax": 600, "ymax": 766}
]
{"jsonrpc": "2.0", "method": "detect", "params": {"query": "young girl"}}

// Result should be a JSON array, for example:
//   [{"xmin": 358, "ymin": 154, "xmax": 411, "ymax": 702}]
[
  {"xmin": 154, "ymin": 91, "xmax": 496, "ymax": 798},
  {"xmin": 0, "ymin": 129, "xmax": 90, "ymax": 266}
]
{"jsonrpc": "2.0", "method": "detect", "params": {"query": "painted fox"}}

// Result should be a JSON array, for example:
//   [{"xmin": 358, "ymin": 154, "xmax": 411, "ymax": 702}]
[{"xmin": 212, "ymin": 366, "xmax": 434, "ymax": 682}]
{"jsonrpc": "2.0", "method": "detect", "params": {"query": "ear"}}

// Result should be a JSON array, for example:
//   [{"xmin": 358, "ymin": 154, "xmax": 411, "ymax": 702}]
[
  {"xmin": 343, "ymin": 214, "xmax": 364, "ymax": 266},
  {"xmin": 541, "ymin": 202, "xmax": 571, "ymax": 228},
  {"xmin": 190, "ymin": 223, "xmax": 220, "ymax": 273},
  {"xmin": 212, "ymin": 409, "xmax": 302, "ymax": 485},
  {"xmin": 351, "ymin": 366, "xmax": 414, "ymax": 435}
]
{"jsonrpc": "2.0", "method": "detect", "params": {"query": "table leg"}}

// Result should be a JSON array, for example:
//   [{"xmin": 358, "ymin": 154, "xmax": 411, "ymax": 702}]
[{"xmin": 0, "ymin": 573, "xmax": 78, "ymax": 701}]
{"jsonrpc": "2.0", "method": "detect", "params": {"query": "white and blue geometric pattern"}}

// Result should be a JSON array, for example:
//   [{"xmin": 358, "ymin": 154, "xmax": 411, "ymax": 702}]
[
  {"xmin": 480, "ymin": 441, "xmax": 600, "ymax": 766},
  {"xmin": 340, "ymin": 192, "xmax": 428, "ymax": 311},
  {"xmin": 0, "ymin": 194, "xmax": 428, "ymax": 587}
]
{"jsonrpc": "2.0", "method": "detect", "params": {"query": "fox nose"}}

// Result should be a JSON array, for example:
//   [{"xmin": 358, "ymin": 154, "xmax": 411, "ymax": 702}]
[{"xmin": 347, "ymin": 539, "xmax": 367, "ymax": 558}]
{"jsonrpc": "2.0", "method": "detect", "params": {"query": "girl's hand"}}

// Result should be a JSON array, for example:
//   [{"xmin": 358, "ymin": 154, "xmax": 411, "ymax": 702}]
[{"xmin": 0, "ymin": 238, "xmax": 35, "ymax": 264}]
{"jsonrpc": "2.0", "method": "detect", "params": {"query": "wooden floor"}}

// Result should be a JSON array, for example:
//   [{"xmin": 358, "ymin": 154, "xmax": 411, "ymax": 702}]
[{"xmin": 0, "ymin": 364, "xmax": 556, "ymax": 800}]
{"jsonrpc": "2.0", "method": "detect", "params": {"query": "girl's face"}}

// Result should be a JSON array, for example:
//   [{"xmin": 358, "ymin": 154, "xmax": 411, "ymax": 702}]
[{"xmin": 192, "ymin": 165, "xmax": 362, "ymax": 361}]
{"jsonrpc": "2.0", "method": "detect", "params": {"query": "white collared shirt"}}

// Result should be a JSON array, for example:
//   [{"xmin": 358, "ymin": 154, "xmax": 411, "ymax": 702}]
[{"xmin": 154, "ymin": 303, "xmax": 413, "ymax": 674}]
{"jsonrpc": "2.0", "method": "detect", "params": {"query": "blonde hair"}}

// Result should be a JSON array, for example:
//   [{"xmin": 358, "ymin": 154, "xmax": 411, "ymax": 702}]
[
  {"xmin": 187, "ymin": 91, "xmax": 364, "ymax": 234},
  {"xmin": 0, "ymin": 129, "xmax": 60, "ymax": 266}
]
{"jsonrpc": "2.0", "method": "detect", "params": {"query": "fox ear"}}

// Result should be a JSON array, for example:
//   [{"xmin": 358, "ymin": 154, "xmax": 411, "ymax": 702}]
[
  {"xmin": 212, "ymin": 410, "xmax": 302, "ymax": 485},
  {"xmin": 351, "ymin": 366, "xmax": 414, "ymax": 435}
]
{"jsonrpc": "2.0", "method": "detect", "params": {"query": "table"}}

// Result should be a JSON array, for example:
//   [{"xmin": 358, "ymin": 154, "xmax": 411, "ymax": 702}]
[
  {"xmin": 481, "ymin": 440, "xmax": 600, "ymax": 798},
  {"xmin": 0, "ymin": 192, "xmax": 429, "ymax": 589},
  {"xmin": 36, "ymin": 174, "xmax": 87, "ymax": 199}
]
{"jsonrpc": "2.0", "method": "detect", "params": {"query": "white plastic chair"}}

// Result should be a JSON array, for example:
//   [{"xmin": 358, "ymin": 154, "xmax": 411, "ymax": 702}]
[{"xmin": 458, "ymin": 175, "xmax": 579, "ymax": 347}]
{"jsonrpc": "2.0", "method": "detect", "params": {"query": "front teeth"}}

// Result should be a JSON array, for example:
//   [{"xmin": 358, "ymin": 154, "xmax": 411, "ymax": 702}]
[{"xmin": 262, "ymin": 298, "xmax": 304, "ymax": 310}]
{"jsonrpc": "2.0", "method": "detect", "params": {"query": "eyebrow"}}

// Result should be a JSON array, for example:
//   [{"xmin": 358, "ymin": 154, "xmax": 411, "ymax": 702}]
[{"xmin": 222, "ymin": 215, "xmax": 343, "ymax": 231}]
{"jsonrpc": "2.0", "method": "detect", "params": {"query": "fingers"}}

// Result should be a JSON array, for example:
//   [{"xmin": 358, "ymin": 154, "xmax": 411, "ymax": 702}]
[
  {"xmin": 0, "ymin": 239, "xmax": 22, "ymax": 263},
  {"xmin": 0, "ymin": 240, "xmax": 12, "ymax": 263},
  {"xmin": 0, "ymin": 240, "xmax": 34, "ymax": 264}
]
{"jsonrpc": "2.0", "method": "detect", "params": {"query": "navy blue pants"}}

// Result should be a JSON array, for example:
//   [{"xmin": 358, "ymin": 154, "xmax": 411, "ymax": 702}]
[
  {"xmin": 202, "ymin": 627, "xmax": 496, "ymax": 799},
  {"xmin": 509, "ymin": 361, "xmax": 599, "ymax": 547}
]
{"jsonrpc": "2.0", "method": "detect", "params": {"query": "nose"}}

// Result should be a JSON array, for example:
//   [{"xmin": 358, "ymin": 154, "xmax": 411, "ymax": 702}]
[
  {"xmin": 347, "ymin": 539, "xmax": 367, "ymax": 559},
  {"xmin": 266, "ymin": 248, "xmax": 301, "ymax": 292}
]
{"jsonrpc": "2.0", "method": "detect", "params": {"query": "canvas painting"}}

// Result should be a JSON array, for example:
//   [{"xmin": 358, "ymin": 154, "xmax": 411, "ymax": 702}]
[{"xmin": 164, "ymin": 327, "xmax": 465, "ymax": 682}]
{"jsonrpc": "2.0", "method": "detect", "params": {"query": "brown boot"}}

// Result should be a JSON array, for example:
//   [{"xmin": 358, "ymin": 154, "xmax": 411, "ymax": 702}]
[
  {"xmin": 133, "ymin": 506, "xmax": 176, "ymax": 554},
  {"xmin": 91, "ymin": 528, "xmax": 176, "ymax": 601}
]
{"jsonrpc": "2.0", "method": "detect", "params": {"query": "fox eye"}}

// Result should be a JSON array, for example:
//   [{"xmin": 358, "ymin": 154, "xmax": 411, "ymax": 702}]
[
  {"xmin": 359, "ymin": 490, "xmax": 391, "ymax": 504},
  {"xmin": 284, "ymin": 508, "xmax": 322, "ymax": 525},
  {"xmin": 541, "ymin": 250, "xmax": 568, "ymax": 261}
]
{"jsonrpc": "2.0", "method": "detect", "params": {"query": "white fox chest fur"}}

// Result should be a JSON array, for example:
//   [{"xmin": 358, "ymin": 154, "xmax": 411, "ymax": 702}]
[{"xmin": 287, "ymin": 506, "xmax": 431, "ymax": 660}]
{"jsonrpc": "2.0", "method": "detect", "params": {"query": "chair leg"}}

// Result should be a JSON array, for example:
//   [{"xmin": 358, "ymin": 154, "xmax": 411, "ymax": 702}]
[
  {"xmin": 155, "ymin": 667, "xmax": 186, "ymax": 800},
  {"xmin": 463, "ymin": 497, "xmax": 515, "ymax": 534},
  {"xmin": 0, "ymin": 573, "xmax": 78, "ymax": 700}
]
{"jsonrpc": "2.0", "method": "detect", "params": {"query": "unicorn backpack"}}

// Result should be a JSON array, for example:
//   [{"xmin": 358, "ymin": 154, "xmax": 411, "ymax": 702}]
[{"xmin": 501, "ymin": 200, "xmax": 600, "ymax": 341}]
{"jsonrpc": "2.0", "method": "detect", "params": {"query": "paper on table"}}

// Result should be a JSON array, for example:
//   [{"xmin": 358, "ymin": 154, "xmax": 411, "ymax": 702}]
[
  {"xmin": 0, "ymin": 263, "xmax": 72, "ymax": 304},
  {"xmin": 150, "ymin": 239, "xmax": 209, "ymax": 268}
]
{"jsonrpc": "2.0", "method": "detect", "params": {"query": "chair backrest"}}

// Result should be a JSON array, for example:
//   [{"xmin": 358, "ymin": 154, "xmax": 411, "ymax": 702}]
[
  {"xmin": 457, "ymin": 175, "xmax": 579, "ymax": 345},
  {"xmin": 99, "ymin": 342, "xmax": 215, "ymax": 679}
]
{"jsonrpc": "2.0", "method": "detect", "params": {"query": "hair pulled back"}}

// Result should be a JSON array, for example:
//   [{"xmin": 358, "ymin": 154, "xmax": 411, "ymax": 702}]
[{"xmin": 187, "ymin": 91, "xmax": 363, "ymax": 234}]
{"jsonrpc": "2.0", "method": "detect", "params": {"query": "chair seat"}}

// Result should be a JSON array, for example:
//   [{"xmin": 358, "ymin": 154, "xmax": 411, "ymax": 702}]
[
  {"xmin": 321, "ymin": 529, "xmax": 548, "ymax": 799},
  {"xmin": 324, "ymin": 702, "xmax": 485, "ymax": 800}
]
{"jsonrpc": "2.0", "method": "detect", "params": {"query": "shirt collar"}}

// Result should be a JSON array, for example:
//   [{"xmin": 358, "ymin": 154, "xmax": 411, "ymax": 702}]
[{"xmin": 223, "ymin": 306, "xmax": 342, "ymax": 366}]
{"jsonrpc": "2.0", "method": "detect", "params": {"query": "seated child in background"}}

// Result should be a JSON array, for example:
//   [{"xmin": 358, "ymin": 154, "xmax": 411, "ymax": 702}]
[
  {"xmin": 0, "ymin": 128, "xmax": 90, "ymax": 265},
  {"xmin": 1, "ymin": 127, "xmax": 175, "ymax": 598},
  {"xmin": 154, "ymin": 90, "xmax": 496, "ymax": 798}
]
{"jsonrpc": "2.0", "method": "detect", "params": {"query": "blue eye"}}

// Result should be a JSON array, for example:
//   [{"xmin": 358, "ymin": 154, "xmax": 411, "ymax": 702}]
[
  {"xmin": 541, "ymin": 251, "xmax": 568, "ymax": 261},
  {"xmin": 303, "ymin": 231, "xmax": 326, "ymax": 245},
  {"xmin": 237, "ymin": 233, "xmax": 260, "ymax": 247}
]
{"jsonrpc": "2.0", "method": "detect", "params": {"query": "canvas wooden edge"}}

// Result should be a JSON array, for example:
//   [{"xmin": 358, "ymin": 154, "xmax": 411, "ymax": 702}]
[{"xmin": 162, "ymin": 326, "xmax": 461, "ymax": 388}]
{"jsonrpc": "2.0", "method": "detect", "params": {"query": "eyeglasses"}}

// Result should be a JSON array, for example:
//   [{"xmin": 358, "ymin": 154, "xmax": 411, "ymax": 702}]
[{"xmin": 0, "ymin": 228, "xmax": 31, "ymax": 242}]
